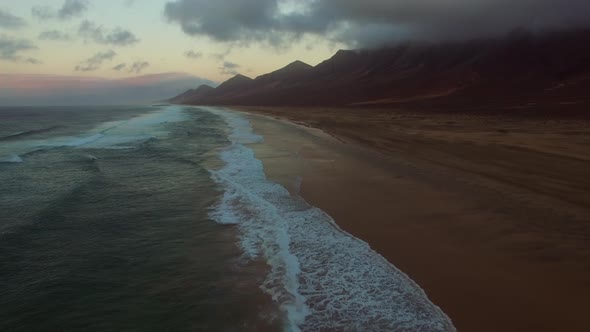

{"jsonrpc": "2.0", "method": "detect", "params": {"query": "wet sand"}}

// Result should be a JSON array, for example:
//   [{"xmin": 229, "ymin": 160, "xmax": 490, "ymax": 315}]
[{"xmin": 237, "ymin": 107, "xmax": 590, "ymax": 332}]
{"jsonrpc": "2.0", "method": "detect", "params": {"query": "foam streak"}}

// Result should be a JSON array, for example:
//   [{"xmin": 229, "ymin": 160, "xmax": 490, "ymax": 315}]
[{"xmin": 205, "ymin": 107, "xmax": 456, "ymax": 332}]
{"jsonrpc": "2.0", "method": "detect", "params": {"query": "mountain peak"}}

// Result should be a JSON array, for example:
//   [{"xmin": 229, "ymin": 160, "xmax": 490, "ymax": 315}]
[
  {"xmin": 216, "ymin": 74, "xmax": 254, "ymax": 92},
  {"xmin": 228, "ymin": 74, "xmax": 252, "ymax": 82},
  {"xmin": 321, "ymin": 49, "xmax": 359, "ymax": 67},
  {"xmin": 168, "ymin": 29, "xmax": 590, "ymax": 108},
  {"xmin": 195, "ymin": 84, "xmax": 214, "ymax": 92},
  {"xmin": 284, "ymin": 60, "xmax": 312, "ymax": 70},
  {"xmin": 333, "ymin": 49, "xmax": 355, "ymax": 57},
  {"xmin": 255, "ymin": 60, "xmax": 312, "ymax": 82},
  {"xmin": 169, "ymin": 84, "xmax": 216, "ymax": 103}
]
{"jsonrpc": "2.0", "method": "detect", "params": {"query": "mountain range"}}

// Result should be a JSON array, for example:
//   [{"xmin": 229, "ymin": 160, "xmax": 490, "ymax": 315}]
[{"xmin": 171, "ymin": 29, "xmax": 590, "ymax": 111}]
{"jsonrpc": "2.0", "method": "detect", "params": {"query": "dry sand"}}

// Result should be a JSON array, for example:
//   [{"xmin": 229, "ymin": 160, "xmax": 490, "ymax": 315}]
[{"xmin": 237, "ymin": 107, "xmax": 590, "ymax": 332}]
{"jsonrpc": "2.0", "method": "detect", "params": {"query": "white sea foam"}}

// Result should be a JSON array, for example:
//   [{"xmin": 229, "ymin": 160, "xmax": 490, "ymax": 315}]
[
  {"xmin": 0, "ymin": 106, "xmax": 188, "ymax": 162},
  {"xmin": 206, "ymin": 106, "xmax": 456, "ymax": 332},
  {"xmin": 49, "ymin": 106, "xmax": 187, "ymax": 149},
  {"xmin": 0, "ymin": 154, "xmax": 24, "ymax": 163},
  {"xmin": 50, "ymin": 133, "xmax": 105, "ymax": 147}
]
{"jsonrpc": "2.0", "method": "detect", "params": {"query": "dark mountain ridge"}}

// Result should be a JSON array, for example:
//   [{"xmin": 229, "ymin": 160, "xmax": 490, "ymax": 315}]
[{"xmin": 170, "ymin": 29, "xmax": 590, "ymax": 110}]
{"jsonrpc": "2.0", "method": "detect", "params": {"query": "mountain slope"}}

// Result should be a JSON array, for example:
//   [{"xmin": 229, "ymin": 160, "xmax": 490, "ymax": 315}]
[
  {"xmin": 170, "ymin": 84, "xmax": 215, "ymax": 104},
  {"xmin": 170, "ymin": 29, "xmax": 590, "ymax": 109}
]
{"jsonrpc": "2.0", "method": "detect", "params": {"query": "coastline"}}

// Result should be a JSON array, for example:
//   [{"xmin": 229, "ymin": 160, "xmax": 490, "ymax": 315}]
[{"xmin": 236, "ymin": 107, "xmax": 590, "ymax": 332}]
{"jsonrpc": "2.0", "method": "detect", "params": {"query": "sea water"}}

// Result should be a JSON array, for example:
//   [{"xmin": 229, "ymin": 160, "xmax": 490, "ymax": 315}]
[{"xmin": 0, "ymin": 105, "xmax": 455, "ymax": 331}]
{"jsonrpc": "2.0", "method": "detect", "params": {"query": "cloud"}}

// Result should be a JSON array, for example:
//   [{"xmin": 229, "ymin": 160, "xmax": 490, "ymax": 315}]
[
  {"xmin": 38, "ymin": 30, "xmax": 72, "ymax": 41},
  {"xmin": 305, "ymin": 0, "xmax": 590, "ymax": 46},
  {"xmin": 25, "ymin": 57, "xmax": 43, "ymax": 64},
  {"xmin": 0, "ymin": 10, "xmax": 26, "ymax": 29},
  {"xmin": 1, "ymin": 40, "xmax": 33, "ymax": 58},
  {"xmin": 218, "ymin": 61, "xmax": 240, "ymax": 75},
  {"xmin": 209, "ymin": 48, "xmax": 232, "ymax": 61},
  {"xmin": 164, "ymin": 0, "xmax": 294, "ymax": 47},
  {"xmin": 32, "ymin": 0, "xmax": 89, "ymax": 21},
  {"xmin": 79, "ymin": 20, "xmax": 140, "ymax": 46},
  {"xmin": 164, "ymin": 0, "xmax": 590, "ymax": 48},
  {"xmin": 111, "ymin": 61, "xmax": 150, "ymax": 74},
  {"xmin": 75, "ymin": 50, "xmax": 116, "ymax": 71},
  {"xmin": 112, "ymin": 63, "xmax": 126, "ymax": 71},
  {"xmin": 31, "ymin": 6, "xmax": 54, "ymax": 20},
  {"xmin": 128, "ymin": 61, "xmax": 149, "ymax": 74},
  {"xmin": 184, "ymin": 50, "xmax": 202, "ymax": 59},
  {"xmin": 0, "ymin": 35, "xmax": 41, "ymax": 63},
  {"xmin": 59, "ymin": 0, "xmax": 89, "ymax": 19}
]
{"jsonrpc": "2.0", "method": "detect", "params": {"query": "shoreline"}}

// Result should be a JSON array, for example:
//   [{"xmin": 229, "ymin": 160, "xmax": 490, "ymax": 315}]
[{"xmin": 236, "ymin": 106, "xmax": 590, "ymax": 332}]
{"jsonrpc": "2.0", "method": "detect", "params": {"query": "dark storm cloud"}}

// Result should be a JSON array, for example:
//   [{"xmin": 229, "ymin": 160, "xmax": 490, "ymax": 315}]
[
  {"xmin": 164, "ymin": 0, "xmax": 294, "ymax": 46},
  {"xmin": 32, "ymin": 0, "xmax": 89, "ymax": 21},
  {"xmin": 218, "ymin": 61, "xmax": 240, "ymax": 75},
  {"xmin": 185, "ymin": 50, "xmax": 202, "ymax": 59},
  {"xmin": 75, "ymin": 49, "xmax": 116, "ymax": 71},
  {"xmin": 79, "ymin": 20, "xmax": 140, "ymax": 46},
  {"xmin": 164, "ymin": 0, "xmax": 590, "ymax": 47},
  {"xmin": 128, "ymin": 61, "xmax": 149, "ymax": 74},
  {"xmin": 0, "ymin": 9, "xmax": 26, "ymax": 29},
  {"xmin": 0, "ymin": 35, "xmax": 41, "ymax": 63},
  {"xmin": 308, "ymin": 0, "xmax": 590, "ymax": 45},
  {"xmin": 38, "ymin": 30, "xmax": 72, "ymax": 41}
]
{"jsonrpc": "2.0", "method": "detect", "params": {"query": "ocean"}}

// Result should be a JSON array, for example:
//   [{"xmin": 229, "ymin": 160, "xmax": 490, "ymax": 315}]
[{"xmin": 0, "ymin": 105, "xmax": 455, "ymax": 331}]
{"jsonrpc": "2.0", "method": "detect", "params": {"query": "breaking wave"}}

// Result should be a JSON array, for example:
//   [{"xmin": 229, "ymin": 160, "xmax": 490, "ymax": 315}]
[
  {"xmin": 0, "ymin": 106, "xmax": 188, "ymax": 162},
  {"xmin": 0, "ymin": 154, "xmax": 23, "ymax": 163}
]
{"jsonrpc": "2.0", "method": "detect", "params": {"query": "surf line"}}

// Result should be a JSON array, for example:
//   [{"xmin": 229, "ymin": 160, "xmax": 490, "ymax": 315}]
[{"xmin": 203, "ymin": 106, "xmax": 456, "ymax": 332}]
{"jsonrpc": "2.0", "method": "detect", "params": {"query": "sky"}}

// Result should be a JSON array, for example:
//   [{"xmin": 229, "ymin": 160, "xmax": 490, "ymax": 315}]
[
  {"xmin": 0, "ymin": 0, "xmax": 342, "ymax": 83},
  {"xmin": 1, "ymin": 0, "xmax": 589, "ymax": 105}
]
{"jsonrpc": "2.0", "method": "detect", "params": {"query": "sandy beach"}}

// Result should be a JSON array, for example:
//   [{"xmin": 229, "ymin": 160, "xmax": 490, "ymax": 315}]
[{"xmin": 238, "ymin": 107, "xmax": 590, "ymax": 332}]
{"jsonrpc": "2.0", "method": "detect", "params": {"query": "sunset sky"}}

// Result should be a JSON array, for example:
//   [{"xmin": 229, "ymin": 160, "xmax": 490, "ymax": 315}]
[
  {"xmin": 1, "ymin": 0, "xmax": 341, "ymax": 83},
  {"xmin": 2, "ymin": 0, "xmax": 589, "ymax": 104}
]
